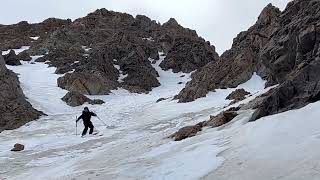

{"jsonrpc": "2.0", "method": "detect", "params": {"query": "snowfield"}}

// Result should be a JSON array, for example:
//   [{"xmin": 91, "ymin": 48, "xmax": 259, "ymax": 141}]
[{"xmin": 1, "ymin": 49, "xmax": 320, "ymax": 180}]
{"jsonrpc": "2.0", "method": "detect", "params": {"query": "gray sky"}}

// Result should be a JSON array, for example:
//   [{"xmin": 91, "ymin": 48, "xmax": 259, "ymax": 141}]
[{"xmin": 0, "ymin": 0, "xmax": 290, "ymax": 54}]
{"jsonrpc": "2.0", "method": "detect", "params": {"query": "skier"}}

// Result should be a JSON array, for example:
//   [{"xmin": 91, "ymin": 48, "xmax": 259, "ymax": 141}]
[{"xmin": 76, "ymin": 107, "xmax": 97, "ymax": 137}]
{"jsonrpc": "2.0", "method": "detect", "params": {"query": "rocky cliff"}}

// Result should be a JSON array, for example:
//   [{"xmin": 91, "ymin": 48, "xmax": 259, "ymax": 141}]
[
  {"xmin": 176, "ymin": 4, "xmax": 281, "ymax": 102},
  {"xmin": 0, "ymin": 54, "xmax": 44, "ymax": 132},
  {"xmin": 177, "ymin": 0, "xmax": 320, "ymax": 121}
]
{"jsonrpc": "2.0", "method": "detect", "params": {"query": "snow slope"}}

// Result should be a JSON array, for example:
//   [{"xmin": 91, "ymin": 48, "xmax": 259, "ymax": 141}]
[
  {"xmin": 1, "ymin": 49, "xmax": 319, "ymax": 180},
  {"xmin": 203, "ymin": 102, "xmax": 320, "ymax": 180}
]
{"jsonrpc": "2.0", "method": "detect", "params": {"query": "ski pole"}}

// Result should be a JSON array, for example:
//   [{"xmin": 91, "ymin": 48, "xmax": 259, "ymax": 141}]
[
  {"xmin": 76, "ymin": 116, "xmax": 78, "ymax": 136},
  {"xmin": 96, "ymin": 116, "xmax": 108, "ymax": 126}
]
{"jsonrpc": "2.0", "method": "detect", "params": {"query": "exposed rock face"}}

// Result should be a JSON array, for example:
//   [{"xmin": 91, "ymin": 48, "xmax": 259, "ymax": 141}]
[
  {"xmin": 11, "ymin": 143, "xmax": 25, "ymax": 152},
  {"xmin": 177, "ymin": 0, "xmax": 320, "ymax": 122},
  {"xmin": 156, "ymin": 18, "xmax": 218, "ymax": 73},
  {"xmin": 0, "ymin": 54, "xmax": 44, "ymax": 132},
  {"xmin": 159, "ymin": 36, "xmax": 219, "ymax": 73},
  {"xmin": 3, "ymin": 50, "xmax": 21, "ymax": 65},
  {"xmin": 226, "ymin": 89, "xmax": 251, "ymax": 104},
  {"xmin": 0, "ymin": 18, "xmax": 71, "ymax": 51},
  {"xmin": 249, "ymin": 0, "xmax": 320, "ymax": 120},
  {"xmin": 119, "ymin": 49, "xmax": 160, "ymax": 92},
  {"xmin": 36, "ymin": 48, "xmax": 87, "ymax": 74},
  {"xmin": 58, "ymin": 72, "xmax": 118, "ymax": 95},
  {"xmin": 154, "ymin": 18, "xmax": 198, "ymax": 53},
  {"xmin": 57, "ymin": 49, "xmax": 120, "ymax": 94},
  {"xmin": 177, "ymin": 4, "xmax": 281, "ymax": 103},
  {"xmin": 61, "ymin": 91, "xmax": 105, "ymax": 107}
]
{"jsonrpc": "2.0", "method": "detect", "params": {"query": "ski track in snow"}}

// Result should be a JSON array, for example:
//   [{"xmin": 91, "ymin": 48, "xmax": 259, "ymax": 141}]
[{"xmin": 2, "ymin": 49, "xmax": 319, "ymax": 180}]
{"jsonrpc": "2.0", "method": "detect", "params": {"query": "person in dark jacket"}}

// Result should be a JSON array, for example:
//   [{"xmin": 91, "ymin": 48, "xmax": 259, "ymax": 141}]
[{"xmin": 76, "ymin": 107, "xmax": 97, "ymax": 136}]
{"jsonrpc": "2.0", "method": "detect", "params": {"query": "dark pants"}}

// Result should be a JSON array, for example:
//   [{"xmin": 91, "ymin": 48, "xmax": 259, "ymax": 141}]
[{"xmin": 82, "ymin": 121, "xmax": 94, "ymax": 136}]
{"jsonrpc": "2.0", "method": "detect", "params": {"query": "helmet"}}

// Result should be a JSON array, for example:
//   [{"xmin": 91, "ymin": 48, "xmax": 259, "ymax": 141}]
[{"xmin": 84, "ymin": 107, "xmax": 89, "ymax": 112}]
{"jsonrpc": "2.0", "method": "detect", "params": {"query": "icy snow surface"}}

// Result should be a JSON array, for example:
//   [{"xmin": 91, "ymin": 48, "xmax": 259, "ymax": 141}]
[{"xmin": 2, "ymin": 49, "xmax": 317, "ymax": 180}]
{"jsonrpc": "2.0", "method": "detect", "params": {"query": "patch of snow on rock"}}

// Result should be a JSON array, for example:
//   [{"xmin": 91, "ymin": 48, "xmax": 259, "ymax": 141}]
[{"xmin": 30, "ymin": 36, "xmax": 40, "ymax": 40}]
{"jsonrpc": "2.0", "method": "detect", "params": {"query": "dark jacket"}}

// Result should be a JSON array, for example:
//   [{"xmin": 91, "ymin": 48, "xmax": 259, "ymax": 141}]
[{"xmin": 77, "ymin": 111, "xmax": 97, "ymax": 124}]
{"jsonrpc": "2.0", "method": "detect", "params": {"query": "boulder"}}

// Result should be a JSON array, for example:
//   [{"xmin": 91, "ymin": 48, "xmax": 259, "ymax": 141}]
[
  {"xmin": 11, "ymin": 143, "xmax": 25, "ymax": 152},
  {"xmin": 3, "ymin": 50, "xmax": 21, "ymax": 65},
  {"xmin": 226, "ymin": 89, "xmax": 251, "ymax": 104},
  {"xmin": 61, "ymin": 91, "xmax": 105, "ymax": 107},
  {"xmin": 204, "ymin": 111, "xmax": 238, "ymax": 128},
  {"xmin": 34, "ymin": 56, "xmax": 46, "ymax": 62},
  {"xmin": 156, "ymin": 98, "xmax": 167, "ymax": 103},
  {"xmin": 90, "ymin": 99, "xmax": 105, "ymax": 105},
  {"xmin": 169, "ymin": 122, "xmax": 203, "ymax": 141},
  {"xmin": 17, "ymin": 51, "xmax": 32, "ymax": 61},
  {"xmin": 58, "ymin": 72, "xmax": 118, "ymax": 95}
]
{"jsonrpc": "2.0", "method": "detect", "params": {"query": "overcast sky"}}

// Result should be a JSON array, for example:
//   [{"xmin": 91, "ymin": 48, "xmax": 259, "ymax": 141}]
[{"xmin": 0, "ymin": 0, "xmax": 291, "ymax": 54}]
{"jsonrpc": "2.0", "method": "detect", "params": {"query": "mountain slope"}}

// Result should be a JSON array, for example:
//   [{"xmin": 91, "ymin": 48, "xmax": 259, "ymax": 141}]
[
  {"xmin": 10, "ymin": 9, "xmax": 218, "ymax": 94},
  {"xmin": 1, "ymin": 1, "xmax": 320, "ymax": 180},
  {"xmin": 177, "ymin": 0, "xmax": 320, "ymax": 121},
  {"xmin": 0, "ymin": 51, "xmax": 271, "ymax": 179}
]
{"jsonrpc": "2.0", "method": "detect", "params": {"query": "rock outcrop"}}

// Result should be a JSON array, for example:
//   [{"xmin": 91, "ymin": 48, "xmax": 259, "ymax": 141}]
[
  {"xmin": 203, "ymin": 111, "xmax": 238, "ymax": 128},
  {"xmin": 159, "ymin": 35, "xmax": 219, "ymax": 73},
  {"xmin": 0, "ymin": 54, "xmax": 44, "ymax": 132},
  {"xmin": 58, "ymin": 72, "xmax": 118, "ymax": 95},
  {"xmin": 56, "ymin": 49, "xmax": 120, "ymax": 94},
  {"xmin": 169, "ymin": 122, "xmax": 204, "ymax": 141},
  {"xmin": 119, "ymin": 49, "xmax": 160, "ymax": 92},
  {"xmin": 3, "ymin": 50, "xmax": 21, "ymax": 65},
  {"xmin": 249, "ymin": 0, "xmax": 320, "ymax": 120},
  {"xmin": 170, "ymin": 110, "xmax": 238, "ymax": 141},
  {"xmin": 17, "ymin": 51, "xmax": 32, "ymax": 61},
  {"xmin": 226, "ymin": 89, "xmax": 251, "ymax": 104},
  {"xmin": 61, "ymin": 91, "xmax": 105, "ymax": 107},
  {"xmin": 176, "ymin": 4, "xmax": 281, "ymax": 103}
]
